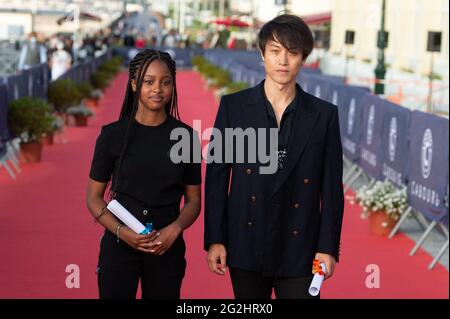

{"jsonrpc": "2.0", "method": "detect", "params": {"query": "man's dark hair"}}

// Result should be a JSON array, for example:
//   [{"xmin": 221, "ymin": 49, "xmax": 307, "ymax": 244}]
[{"xmin": 258, "ymin": 14, "xmax": 314, "ymax": 60}]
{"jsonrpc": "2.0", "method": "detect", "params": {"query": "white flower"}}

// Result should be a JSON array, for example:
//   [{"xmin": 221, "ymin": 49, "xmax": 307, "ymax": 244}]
[{"xmin": 355, "ymin": 180, "xmax": 408, "ymax": 219}]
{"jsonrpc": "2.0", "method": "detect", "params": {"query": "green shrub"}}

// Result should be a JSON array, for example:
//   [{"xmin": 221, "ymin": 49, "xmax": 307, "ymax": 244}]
[
  {"xmin": 8, "ymin": 97, "xmax": 54, "ymax": 143},
  {"xmin": 192, "ymin": 55, "xmax": 207, "ymax": 68},
  {"xmin": 225, "ymin": 81, "xmax": 249, "ymax": 94},
  {"xmin": 199, "ymin": 63, "xmax": 220, "ymax": 79},
  {"xmin": 91, "ymin": 71, "xmax": 110, "ymax": 90},
  {"xmin": 78, "ymin": 81, "xmax": 94, "ymax": 99},
  {"xmin": 110, "ymin": 55, "xmax": 124, "ymax": 66},
  {"xmin": 99, "ymin": 56, "xmax": 123, "ymax": 76},
  {"xmin": 48, "ymin": 79, "xmax": 81, "ymax": 113},
  {"xmin": 213, "ymin": 69, "xmax": 231, "ymax": 88}
]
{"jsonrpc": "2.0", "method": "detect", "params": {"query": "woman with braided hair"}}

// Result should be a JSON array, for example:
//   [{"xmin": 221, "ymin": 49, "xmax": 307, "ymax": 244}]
[{"xmin": 86, "ymin": 49, "xmax": 201, "ymax": 299}]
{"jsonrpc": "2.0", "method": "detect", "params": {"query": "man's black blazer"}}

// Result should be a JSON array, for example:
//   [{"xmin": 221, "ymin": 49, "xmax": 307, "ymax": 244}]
[{"xmin": 204, "ymin": 81, "xmax": 344, "ymax": 277}]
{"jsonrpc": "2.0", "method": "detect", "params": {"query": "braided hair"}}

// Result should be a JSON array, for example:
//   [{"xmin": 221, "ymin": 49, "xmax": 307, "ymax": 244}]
[
  {"xmin": 120, "ymin": 49, "xmax": 180, "ymax": 120},
  {"xmin": 108, "ymin": 49, "xmax": 180, "ymax": 198}
]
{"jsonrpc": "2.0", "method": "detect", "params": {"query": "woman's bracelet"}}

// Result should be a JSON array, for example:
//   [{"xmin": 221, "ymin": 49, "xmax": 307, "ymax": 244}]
[
  {"xmin": 115, "ymin": 222, "xmax": 123, "ymax": 243},
  {"xmin": 95, "ymin": 205, "xmax": 108, "ymax": 221}
]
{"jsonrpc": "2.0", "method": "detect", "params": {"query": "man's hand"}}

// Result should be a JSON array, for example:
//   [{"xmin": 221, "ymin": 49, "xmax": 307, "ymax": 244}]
[
  {"xmin": 314, "ymin": 252, "xmax": 336, "ymax": 280},
  {"xmin": 207, "ymin": 244, "xmax": 227, "ymax": 275}
]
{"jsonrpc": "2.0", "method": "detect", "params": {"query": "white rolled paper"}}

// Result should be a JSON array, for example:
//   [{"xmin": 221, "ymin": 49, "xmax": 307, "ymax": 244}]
[
  {"xmin": 107, "ymin": 199, "xmax": 146, "ymax": 234},
  {"xmin": 308, "ymin": 263, "xmax": 327, "ymax": 297}
]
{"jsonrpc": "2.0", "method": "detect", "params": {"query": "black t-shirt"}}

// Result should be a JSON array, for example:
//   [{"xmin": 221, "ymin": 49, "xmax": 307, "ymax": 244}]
[{"xmin": 89, "ymin": 115, "xmax": 201, "ymax": 207}]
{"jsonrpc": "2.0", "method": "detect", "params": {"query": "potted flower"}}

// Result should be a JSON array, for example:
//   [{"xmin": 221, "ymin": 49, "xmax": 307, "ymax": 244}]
[
  {"xmin": 66, "ymin": 105, "xmax": 94, "ymax": 127},
  {"xmin": 99, "ymin": 57, "xmax": 122, "ymax": 77},
  {"xmin": 48, "ymin": 79, "xmax": 81, "ymax": 125},
  {"xmin": 78, "ymin": 81, "xmax": 97, "ymax": 108},
  {"xmin": 90, "ymin": 89, "xmax": 103, "ymax": 106},
  {"xmin": 43, "ymin": 114, "xmax": 64, "ymax": 145},
  {"xmin": 91, "ymin": 70, "xmax": 111, "ymax": 92},
  {"xmin": 7, "ymin": 97, "xmax": 54, "ymax": 163},
  {"xmin": 352, "ymin": 180, "xmax": 408, "ymax": 236},
  {"xmin": 48, "ymin": 79, "xmax": 81, "ymax": 113}
]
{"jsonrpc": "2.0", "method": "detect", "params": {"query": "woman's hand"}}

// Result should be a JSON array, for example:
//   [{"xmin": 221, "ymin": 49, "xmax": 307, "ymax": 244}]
[
  {"xmin": 149, "ymin": 222, "xmax": 183, "ymax": 256},
  {"xmin": 120, "ymin": 226, "xmax": 161, "ymax": 253}
]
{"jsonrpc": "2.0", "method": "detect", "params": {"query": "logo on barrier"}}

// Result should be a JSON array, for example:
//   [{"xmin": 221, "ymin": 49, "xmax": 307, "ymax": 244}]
[
  {"xmin": 14, "ymin": 84, "xmax": 19, "ymax": 100},
  {"xmin": 28, "ymin": 74, "xmax": 33, "ymax": 96},
  {"xmin": 43, "ymin": 69, "xmax": 48, "ymax": 87},
  {"xmin": 347, "ymin": 98, "xmax": 356, "ymax": 135},
  {"xmin": 314, "ymin": 85, "xmax": 321, "ymax": 98},
  {"xmin": 366, "ymin": 105, "xmax": 375, "ymax": 145},
  {"xmin": 388, "ymin": 117, "xmax": 397, "ymax": 162},
  {"xmin": 332, "ymin": 91, "xmax": 338, "ymax": 105},
  {"xmin": 237, "ymin": 68, "xmax": 242, "ymax": 82},
  {"xmin": 421, "ymin": 128, "xmax": 433, "ymax": 179}
]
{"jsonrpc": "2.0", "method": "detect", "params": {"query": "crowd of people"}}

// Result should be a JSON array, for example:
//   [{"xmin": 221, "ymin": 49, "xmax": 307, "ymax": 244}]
[
  {"xmin": 14, "ymin": 11, "xmax": 252, "ymax": 81},
  {"xmin": 16, "ymin": 30, "xmax": 112, "ymax": 80}
]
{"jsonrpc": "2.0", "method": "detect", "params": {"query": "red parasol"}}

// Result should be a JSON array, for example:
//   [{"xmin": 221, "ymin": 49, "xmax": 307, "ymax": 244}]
[{"xmin": 210, "ymin": 17, "xmax": 250, "ymax": 28}]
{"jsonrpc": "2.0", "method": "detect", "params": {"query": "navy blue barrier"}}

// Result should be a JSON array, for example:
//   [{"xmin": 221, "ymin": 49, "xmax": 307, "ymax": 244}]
[
  {"xmin": 297, "ymin": 72, "xmax": 311, "ymax": 93},
  {"xmin": 59, "ymin": 51, "xmax": 111, "ymax": 84},
  {"xmin": 340, "ymin": 87, "xmax": 370, "ymax": 162},
  {"xmin": 228, "ymin": 50, "xmax": 264, "ymax": 72},
  {"xmin": 248, "ymin": 69, "xmax": 265, "ymax": 87},
  {"xmin": 296, "ymin": 72, "xmax": 314, "ymax": 93},
  {"xmin": 407, "ymin": 111, "xmax": 449, "ymax": 222},
  {"xmin": 306, "ymin": 74, "xmax": 331, "ymax": 99},
  {"xmin": 0, "ymin": 138, "xmax": 5, "ymax": 158},
  {"xmin": 72, "ymin": 64, "xmax": 81, "ymax": 83},
  {"xmin": 81, "ymin": 63, "xmax": 92, "ymax": 82},
  {"xmin": 161, "ymin": 47, "xmax": 199, "ymax": 68},
  {"xmin": 113, "ymin": 47, "xmax": 201, "ymax": 68},
  {"xmin": 0, "ymin": 50, "xmax": 112, "ymax": 148},
  {"xmin": 29, "ymin": 64, "xmax": 49, "ymax": 99},
  {"xmin": 381, "ymin": 102, "xmax": 411, "ymax": 188},
  {"xmin": 324, "ymin": 81, "xmax": 348, "ymax": 138},
  {"xmin": 1, "ymin": 50, "xmax": 111, "ymax": 106},
  {"xmin": 5, "ymin": 74, "xmax": 27, "ymax": 105},
  {"xmin": 22, "ymin": 70, "xmax": 33, "ymax": 97},
  {"xmin": 1, "ymin": 64, "xmax": 49, "ymax": 105},
  {"xmin": 297, "ymin": 71, "xmax": 342, "ymax": 95},
  {"xmin": 0, "ymin": 83, "xmax": 8, "ymax": 147},
  {"xmin": 358, "ymin": 94, "xmax": 387, "ymax": 180}
]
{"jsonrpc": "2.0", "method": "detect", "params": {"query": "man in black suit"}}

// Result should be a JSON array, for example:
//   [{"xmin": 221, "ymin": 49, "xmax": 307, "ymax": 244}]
[{"xmin": 204, "ymin": 14, "xmax": 344, "ymax": 299}]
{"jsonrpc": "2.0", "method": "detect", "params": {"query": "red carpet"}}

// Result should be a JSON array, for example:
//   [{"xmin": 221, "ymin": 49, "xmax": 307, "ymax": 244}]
[
  {"xmin": 323, "ymin": 190, "xmax": 448, "ymax": 299},
  {"xmin": 0, "ymin": 71, "xmax": 447, "ymax": 299}
]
